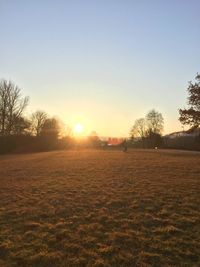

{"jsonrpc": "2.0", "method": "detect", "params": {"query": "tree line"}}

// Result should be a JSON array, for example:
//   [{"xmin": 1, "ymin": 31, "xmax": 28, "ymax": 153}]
[
  {"xmin": 0, "ymin": 79, "xmax": 69, "ymax": 153},
  {"xmin": 1, "ymin": 73, "xmax": 200, "ymax": 153},
  {"xmin": 129, "ymin": 73, "xmax": 200, "ymax": 150}
]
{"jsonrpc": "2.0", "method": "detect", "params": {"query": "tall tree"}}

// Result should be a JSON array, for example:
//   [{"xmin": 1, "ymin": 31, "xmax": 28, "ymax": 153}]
[
  {"xmin": 130, "ymin": 118, "xmax": 146, "ymax": 139},
  {"xmin": 145, "ymin": 109, "xmax": 164, "ymax": 148},
  {"xmin": 179, "ymin": 74, "xmax": 200, "ymax": 127},
  {"xmin": 146, "ymin": 109, "xmax": 164, "ymax": 134},
  {"xmin": 0, "ymin": 79, "xmax": 29, "ymax": 135},
  {"xmin": 31, "ymin": 110, "xmax": 47, "ymax": 136}
]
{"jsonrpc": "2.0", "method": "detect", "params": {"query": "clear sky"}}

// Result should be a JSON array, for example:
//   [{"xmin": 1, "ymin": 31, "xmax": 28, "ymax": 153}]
[{"xmin": 1, "ymin": 0, "xmax": 200, "ymax": 136}]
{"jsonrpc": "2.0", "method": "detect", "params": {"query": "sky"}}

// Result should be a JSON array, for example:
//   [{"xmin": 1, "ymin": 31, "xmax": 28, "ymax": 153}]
[{"xmin": 1, "ymin": 0, "xmax": 200, "ymax": 137}]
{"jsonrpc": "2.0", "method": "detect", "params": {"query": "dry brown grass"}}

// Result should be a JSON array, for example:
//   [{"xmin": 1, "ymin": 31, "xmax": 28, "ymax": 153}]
[{"xmin": 0, "ymin": 149, "xmax": 200, "ymax": 266}]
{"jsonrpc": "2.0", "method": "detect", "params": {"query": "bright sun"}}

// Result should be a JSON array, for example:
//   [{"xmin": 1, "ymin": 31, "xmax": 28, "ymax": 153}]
[{"xmin": 74, "ymin": 123, "xmax": 84, "ymax": 135}]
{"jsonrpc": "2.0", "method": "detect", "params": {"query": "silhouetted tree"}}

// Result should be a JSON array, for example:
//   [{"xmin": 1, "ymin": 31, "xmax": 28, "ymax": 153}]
[
  {"xmin": 179, "ymin": 73, "xmax": 200, "ymax": 127},
  {"xmin": 130, "ymin": 118, "xmax": 146, "ymax": 147},
  {"xmin": 31, "ymin": 110, "xmax": 47, "ymax": 136},
  {"xmin": 0, "ymin": 79, "xmax": 29, "ymax": 135},
  {"xmin": 146, "ymin": 109, "xmax": 164, "ymax": 134},
  {"xmin": 130, "ymin": 118, "xmax": 146, "ymax": 139},
  {"xmin": 145, "ymin": 109, "xmax": 164, "ymax": 148}
]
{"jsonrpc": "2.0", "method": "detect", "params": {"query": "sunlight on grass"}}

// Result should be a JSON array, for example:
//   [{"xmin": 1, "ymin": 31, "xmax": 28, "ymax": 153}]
[{"xmin": 0, "ymin": 149, "xmax": 199, "ymax": 266}]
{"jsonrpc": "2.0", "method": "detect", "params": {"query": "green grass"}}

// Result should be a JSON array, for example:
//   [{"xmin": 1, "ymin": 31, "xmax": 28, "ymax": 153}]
[{"xmin": 0, "ymin": 149, "xmax": 200, "ymax": 266}]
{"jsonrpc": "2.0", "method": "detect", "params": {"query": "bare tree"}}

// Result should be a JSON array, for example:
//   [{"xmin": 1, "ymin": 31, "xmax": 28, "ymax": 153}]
[
  {"xmin": 145, "ymin": 109, "xmax": 164, "ymax": 148},
  {"xmin": 0, "ymin": 79, "xmax": 29, "ymax": 135},
  {"xmin": 31, "ymin": 110, "xmax": 47, "ymax": 136},
  {"xmin": 146, "ymin": 109, "xmax": 164, "ymax": 134},
  {"xmin": 0, "ymin": 81, "xmax": 8, "ymax": 135},
  {"xmin": 130, "ymin": 118, "xmax": 146, "ymax": 139}
]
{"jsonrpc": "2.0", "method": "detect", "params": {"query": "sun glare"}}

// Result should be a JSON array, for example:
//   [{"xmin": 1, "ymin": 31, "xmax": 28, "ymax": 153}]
[{"xmin": 74, "ymin": 123, "xmax": 84, "ymax": 135}]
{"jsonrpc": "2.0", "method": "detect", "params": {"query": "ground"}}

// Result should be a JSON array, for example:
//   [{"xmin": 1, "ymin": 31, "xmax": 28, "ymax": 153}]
[{"xmin": 0, "ymin": 149, "xmax": 200, "ymax": 267}]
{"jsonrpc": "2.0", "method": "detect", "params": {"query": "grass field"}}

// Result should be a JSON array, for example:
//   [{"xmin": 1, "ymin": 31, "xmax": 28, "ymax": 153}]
[{"xmin": 0, "ymin": 149, "xmax": 200, "ymax": 267}]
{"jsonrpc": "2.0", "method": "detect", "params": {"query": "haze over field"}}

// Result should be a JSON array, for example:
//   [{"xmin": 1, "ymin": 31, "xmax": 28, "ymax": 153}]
[{"xmin": 1, "ymin": 0, "xmax": 200, "ymax": 136}]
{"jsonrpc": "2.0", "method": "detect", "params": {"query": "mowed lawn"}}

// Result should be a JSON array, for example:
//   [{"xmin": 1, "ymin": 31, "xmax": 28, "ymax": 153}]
[{"xmin": 0, "ymin": 149, "xmax": 200, "ymax": 267}]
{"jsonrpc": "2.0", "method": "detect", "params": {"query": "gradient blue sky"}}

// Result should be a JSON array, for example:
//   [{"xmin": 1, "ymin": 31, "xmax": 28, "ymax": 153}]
[{"xmin": 1, "ymin": 0, "xmax": 200, "ymax": 136}]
